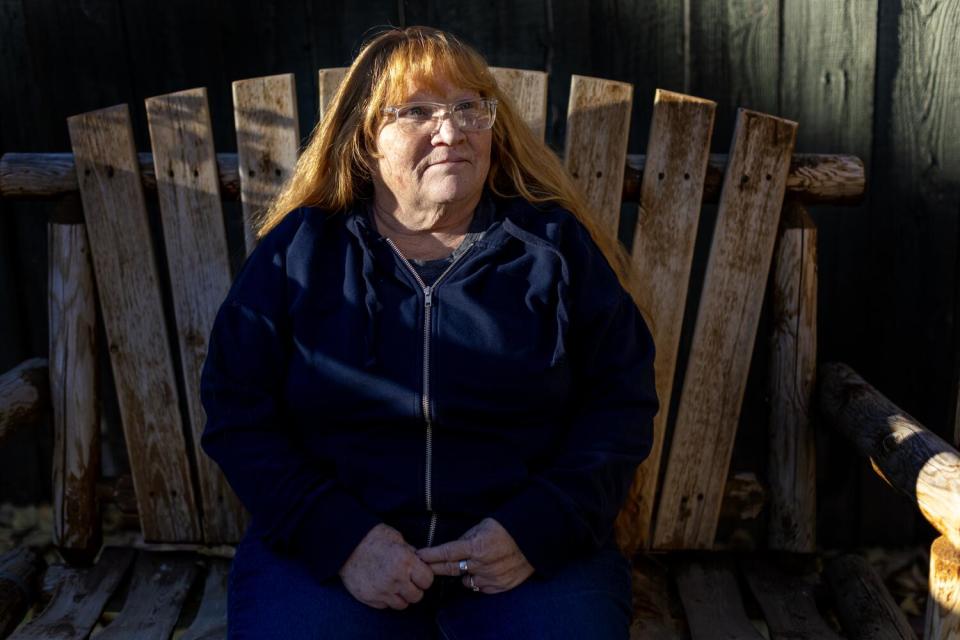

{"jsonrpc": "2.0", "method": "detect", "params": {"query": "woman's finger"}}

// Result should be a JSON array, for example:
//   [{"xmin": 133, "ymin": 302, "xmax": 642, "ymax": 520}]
[
  {"xmin": 410, "ymin": 561, "xmax": 435, "ymax": 590},
  {"xmin": 416, "ymin": 539, "xmax": 472, "ymax": 564},
  {"xmin": 397, "ymin": 581, "xmax": 424, "ymax": 604}
]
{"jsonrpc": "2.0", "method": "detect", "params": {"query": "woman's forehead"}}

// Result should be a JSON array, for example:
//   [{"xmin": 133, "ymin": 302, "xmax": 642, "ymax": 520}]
[{"xmin": 394, "ymin": 75, "xmax": 482, "ymax": 103}]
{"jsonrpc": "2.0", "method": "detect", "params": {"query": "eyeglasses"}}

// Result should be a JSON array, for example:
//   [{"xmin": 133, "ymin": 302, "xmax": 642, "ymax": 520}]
[{"xmin": 381, "ymin": 98, "xmax": 498, "ymax": 134}]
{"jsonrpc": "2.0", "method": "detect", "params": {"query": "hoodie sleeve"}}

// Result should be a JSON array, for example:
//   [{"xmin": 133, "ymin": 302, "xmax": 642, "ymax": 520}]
[
  {"xmin": 200, "ymin": 212, "xmax": 381, "ymax": 582},
  {"xmin": 492, "ymin": 218, "xmax": 659, "ymax": 576}
]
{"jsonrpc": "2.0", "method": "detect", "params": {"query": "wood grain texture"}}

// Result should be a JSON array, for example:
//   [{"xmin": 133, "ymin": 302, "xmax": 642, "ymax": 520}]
[
  {"xmin": 179, "ymin": 558, "xmax": 229, "ymax": 640},
  {"xmin": 232, "ymin": 74, "xmax": 300, "ymax": 253},
  {"xmin": 94, "ymin": 552, "xmax": 199, "ymax": 640},
  {"xmin": 317, "ymin": 67, "xmax": 348, "ymax": 121},
  {"xmin": 871, "ymin": 0, "xmax": 960, "ymax": 452},
  {"xmin": 925, "ymin": 536, "xmax": 960, "ymax": 640},
  {"xmin": 0, "ymin": 357, "xmax": 47, "ymax": 444},
  {"xmin": 490, "ymin": 67, "xmax": 548, "ymax": 141},
  {"xmin": 819, "ymin": 362, "xmax": 960, "ymax": 548},
  {"xmin": 780, "ymin": 0, "xmax": 877, "ymax": 158},
  {"xmin": 0, "ymin": 151, "xmax": 864, "ymax": 205},
  {"xmin": 8, "ymin": 547, "xmax": 134, "ymax": 640},
  {"xmin": 688, "ymin": 0, "xmax": 780, "ymax": 148},
  {"xmin": 743, "ymin": 559, "xmax": 842, "ymax": 640},
  {"xmin": 0, "ymin": 546, "xmax": 42, "ymax": 638},
  {"xmin": 654, "ymin": 108, "xmax": 797, "ymax": 549},
  {"xmin": 767, "ymin": 202, "xmax": 817, "ymax": 552},
  {"xmin": 67, "ymin": 104, "xmax": 201, "ymax": 542},
  {"xmin": 674, "ymin": 559, "xmax": 764, "ymax": 640},
  {"xmin": 146, "ymin": 88, "xmax": 248, "ymax": 545},
  {"xmin": 614, "ymin": 90, "xmax": 716, "ymax": 555},
  {"xmin": 48, "ymin": 219, "xmax": 100, "ymax": 559},
  {"xmin": 825, "ymin": 554, "xmax": 917, "ymax": 640},
  {"xmin": 564, "ymin": 75, "xmax": 633, "ymax": 233}
]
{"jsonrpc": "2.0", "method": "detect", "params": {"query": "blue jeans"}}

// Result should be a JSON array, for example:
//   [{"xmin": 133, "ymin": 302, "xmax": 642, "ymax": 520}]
[{"xmin": 227, "ymin": 531, "xmax": 633, "ymax": 639}]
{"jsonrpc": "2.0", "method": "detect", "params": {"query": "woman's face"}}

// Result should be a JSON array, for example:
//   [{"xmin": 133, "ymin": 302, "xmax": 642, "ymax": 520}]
[{"xmin": 371, "ymin": 76, "xmax": 492, "ymax": 215}]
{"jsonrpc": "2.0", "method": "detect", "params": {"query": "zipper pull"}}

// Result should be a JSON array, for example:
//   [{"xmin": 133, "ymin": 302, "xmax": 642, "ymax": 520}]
[{"xmin": 424, "ymin": 286, "xmax": 433, "ymax": 308}]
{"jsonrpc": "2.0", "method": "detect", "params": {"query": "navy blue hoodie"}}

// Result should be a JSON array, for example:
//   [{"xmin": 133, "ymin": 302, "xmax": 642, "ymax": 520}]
[{"xmin": 200, "ymin": 194, "xmax": 659, "ymax": 581}]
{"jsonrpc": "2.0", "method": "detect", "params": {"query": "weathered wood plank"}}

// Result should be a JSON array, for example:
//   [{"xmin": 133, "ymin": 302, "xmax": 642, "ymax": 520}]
[
  {"xmin": 232, "ymin": 74, "xmax": 300, "ymax": 253},
  {"xmin": 825, "ymin": 555, "xmax": 917, "ymax": 640},
  {"xmin": 767, "ymin": 202, "xmax": 817, "ymax": 552},
  {"xmin": 614, "ymin": 90, "xmax": 715, "ymax": 555},
  {"xmin": 49, "ymin": 208, "xmax": 101, "ymax": 561},
  {"xmin": 871, "ymin": 1, "xmax": 960, "ymax": 454},
  {"xmin": 0, "ymin": 358, "xmax": 47, "ymax": 445},
  {"xmin": 180, "ymin": 558, "xmax": 230, "ymax": 640},
  {"xmin": 94, "ymin": 552, "xmax": 199, "ymax": 640},
  {"xmin": 9, "ymin": 547, "xmax": 135, "ymax": 640},
  {"xmin": 0, "ymin": 546, "xmax": 43, "ymax": 638},
  {"xmin": 564, "ymin": 75, "xmax": 632, "ymax": 233},
  {"xmin": 0, "ymin": 151, "xmax": 864, "ymax": 206},
  {"xmin": 742, "ymin": 558, "xmax": 842, "ymax": 640},
  {"xmin": 145, "ymin": 87, "xmax": 248, "ymax": 545},
  {"xmin": 67, "ymin": 104, "xmax": 201, "ymax": 542},
  {"xmin": 687, "ymin": 0, "xmax": 780, "ymax": 148},
  {"xmin": 630, "ymin": 555, "xmax": 684, "ymax": 640},
  {"xmin": 780, "ymin": 0, "xmax": 881, "ymax": 554},
  {"xmin": 654, "ymin": 109, "xmax": 797, "ymax": 549},
  {"xmin": 490, "ymin": 67, "xmax": 548, "ymax": 141},
  {"xmin": 819, "ymin": 362, "xmax": 960, "ymax": 549},
  {"xmin": 926, "ymin": 536, "xmax": 960, "ymax": 640},
  {"xmin": 675, "ymin": 558, "xmax": 764, "ymax": 640},
  {"xmin": 317, "ymin": 67, "xmax": 348, "ymax": 121}
]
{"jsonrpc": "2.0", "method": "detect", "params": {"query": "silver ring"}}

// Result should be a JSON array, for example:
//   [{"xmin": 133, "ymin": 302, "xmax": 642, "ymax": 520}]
[
  {"xmin": 458, "ymin": 560, "xmax": 469, "ymax": 576},
  {"xmin": 469, "ymin": 574, "xmax": 479, "ymax": 592}
]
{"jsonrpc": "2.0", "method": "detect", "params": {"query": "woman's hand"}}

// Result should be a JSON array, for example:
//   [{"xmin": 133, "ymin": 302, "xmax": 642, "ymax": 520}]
[
  {"xmin": 338, "ymin": 523, "xmax": 435, "ymax": 609},
  {"xmin": 416, "ymin": 517, "xmax": 534, "ymax": 594}
]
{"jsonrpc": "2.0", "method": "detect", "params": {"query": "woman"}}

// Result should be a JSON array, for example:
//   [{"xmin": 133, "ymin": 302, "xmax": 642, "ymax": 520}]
[{"xmin": 200, "ymin": 26, "xmax": 659, "ymax": 639}]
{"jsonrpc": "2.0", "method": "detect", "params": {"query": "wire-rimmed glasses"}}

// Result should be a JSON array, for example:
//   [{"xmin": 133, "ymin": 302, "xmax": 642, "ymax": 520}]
[{"xmin": 381, "ymin": 98, "xmax": 498, "ymax": 134}]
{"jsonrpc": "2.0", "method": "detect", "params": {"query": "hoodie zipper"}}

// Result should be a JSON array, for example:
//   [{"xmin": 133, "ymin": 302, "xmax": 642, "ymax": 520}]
[{"xmin": 385, "ymin": 238, "xmax": 476, "ymax": 547}]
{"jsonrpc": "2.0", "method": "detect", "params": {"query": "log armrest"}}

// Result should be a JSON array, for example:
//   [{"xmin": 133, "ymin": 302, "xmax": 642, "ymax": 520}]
[
  {"xmin": 818, "ymin": 361, "xmax": 960, "ymax": 546},
  {"xmin": 0, "ymin": 358, "xmax": 49, "ymax": 449}
]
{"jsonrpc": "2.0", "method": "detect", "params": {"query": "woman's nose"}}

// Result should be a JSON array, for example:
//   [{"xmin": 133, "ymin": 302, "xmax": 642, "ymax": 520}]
[{"xmin": 432, "ymin": 115, "xmax": 465, "ymax": 144}]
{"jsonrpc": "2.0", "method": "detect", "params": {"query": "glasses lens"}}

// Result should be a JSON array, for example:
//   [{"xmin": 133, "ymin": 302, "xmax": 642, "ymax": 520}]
[{"xmin": 393, "ymin": 100, "xmax": 496, "ymax": 133}]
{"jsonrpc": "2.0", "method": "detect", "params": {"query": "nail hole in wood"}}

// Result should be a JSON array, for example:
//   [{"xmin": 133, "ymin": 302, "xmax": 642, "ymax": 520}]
[
  {"xmin": 684, "ymin": 173, "xmax": 690, "ymax": 180},
  {"xmin": 193, "ymin": 169, "xmax": 199, "ymax": 178},
  {"xmin": 106, "ymin": 166, "xmax": 114, "ymax": 178},
  {"xmin": 248, "ymin": 169, "xmax": 255, "ymax": 177},
  {"xmin": 595, "ymin": 171, "xmax": 602, "ymax": 178},
  {"xmin": 84, "ymin": 169, "xmax": 91, "ymax": 177},
  {"xmin": 168, "ymin": 169, "xmax": 175, "ymax": 178},
  {"xmin": 740, "ymin": 175, "xmax": 749, "ymax": 185},
  {"xmin": 766, "ymin": 173, "xmax": 772, "ymax": 181},
  {"xmin": 275, "ymin": 168, "xmax": 282, "ymax": 177},
  {"xmin": 658, "ymin": 172, "xmax": 665, "ymax": 180},
  {"xmin": 571, "ymin": 171, "xmax": 579, "ymax": 178}
]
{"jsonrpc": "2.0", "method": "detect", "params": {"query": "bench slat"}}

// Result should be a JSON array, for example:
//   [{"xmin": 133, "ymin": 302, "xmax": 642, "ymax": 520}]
[
  {"xmin": 146, "ymin": 88, "xmax": 246, "ymax": 544},
  {"xmin": 654, "ymin": 108, "xmax": 797, "ymax": 549},
  {"xmin": 564, "ymin": 75, "xmax": 633, "ymax": 234},
  {"xmin": 615, "ymin": 90, "xmax": 716, "ymax": 556},
  {"xmin": 743, "ymin": 558, "xmax": 842, "ymax": 640},
  {"xmin": 145, "ymin": 88, "xmax": 249, "ymax": 545},
  {"xmin": 9, "ymin": 547, "xmax": 134, "ymax": 640},
  {"xmin": 93, "ymin": 552, "xmax": 198, "ymax": 640},
  {"xmin": 180, "ymin": 558, "xmax": 230, "ymax": 640},
  {"xmin": 233, "ymin": 74, "xmax": 300, "ymax": 253},
  {"xmin": 675, "ymin": 559, "xmax": 765, "ymax": 640},
  {"xmin": 318, "ymin": 67, "xmax": 348, "ymax": 120},
  {"xmin": 67, "ymin": 104, "xmax": 202, "ymax": 542},
  {"xmin": 767, "ymin": 202, "xmax": 818, "ymax": 552},
  {"xmin": 490, "ymin": 68, "xmax": 548, "ymax": 141}
]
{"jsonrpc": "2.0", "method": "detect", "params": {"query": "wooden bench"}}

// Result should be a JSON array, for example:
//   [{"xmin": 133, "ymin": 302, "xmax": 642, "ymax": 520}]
[{"xmin": 0, "ymin": 66, "xmax": 932, "ymax": 638}]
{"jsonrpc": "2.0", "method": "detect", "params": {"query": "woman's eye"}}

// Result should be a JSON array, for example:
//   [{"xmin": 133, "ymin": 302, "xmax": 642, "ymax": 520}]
[
  {"xmin": 402, "ymin": 106, "xmax": 432, "ymax": 119},
  {"xmin": 454, "ymin": 100, "xmax": 481, "ymax": 113}
]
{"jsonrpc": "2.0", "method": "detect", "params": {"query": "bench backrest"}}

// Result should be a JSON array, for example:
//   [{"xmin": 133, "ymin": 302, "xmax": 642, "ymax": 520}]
[{"xmin": 61, "ymin": 68, "xmax": 799, "ymax": 557}]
